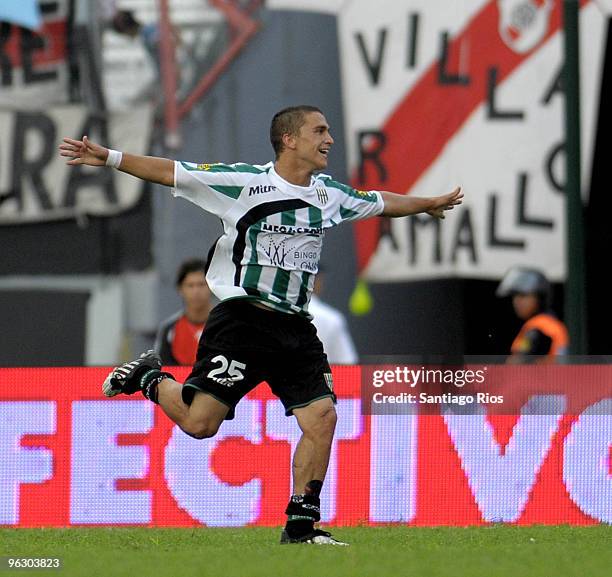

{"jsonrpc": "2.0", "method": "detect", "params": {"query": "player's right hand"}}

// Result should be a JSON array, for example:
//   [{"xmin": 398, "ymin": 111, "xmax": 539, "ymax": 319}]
[{"xmin": 59, "ymin": 136, "xmax": 108, "ymax": 166}]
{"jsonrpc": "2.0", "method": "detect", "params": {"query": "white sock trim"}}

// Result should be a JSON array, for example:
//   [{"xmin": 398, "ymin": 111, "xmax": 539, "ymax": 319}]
[{"xmin": 105, "ymin": 149, "xmax": 123, "ymax": 168}]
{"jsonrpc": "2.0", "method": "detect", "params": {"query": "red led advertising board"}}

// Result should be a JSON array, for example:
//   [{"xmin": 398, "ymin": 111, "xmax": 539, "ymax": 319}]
[{"xmin": 0, "ymin": 365, "xmax": 610, "ymax": 527}]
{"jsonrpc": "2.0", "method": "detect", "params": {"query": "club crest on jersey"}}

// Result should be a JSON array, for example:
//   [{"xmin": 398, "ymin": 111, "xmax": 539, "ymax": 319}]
[
  {"xmin": 497, "ymin": 0, "xmax": 553, "ymax": 54},
  {"xmin": 316, "ymin": 187, "xmax": 329, "ymax": 205},
  {"xmin": 196, "ymin": 163, "xmax": 218, "ymax": 171}
]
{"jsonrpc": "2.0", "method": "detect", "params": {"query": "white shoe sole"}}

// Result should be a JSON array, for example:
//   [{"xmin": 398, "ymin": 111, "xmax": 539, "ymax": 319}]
[{"xmin": 310, "ymin": 536, "xmax": 349, "ymax": 546}]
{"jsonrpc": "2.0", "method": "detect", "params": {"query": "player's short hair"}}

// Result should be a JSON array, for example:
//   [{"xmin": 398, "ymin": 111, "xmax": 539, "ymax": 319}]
[
  {"xmin": 270, "ymin": 105, "xmax": 323, "ymax": 158},
  {"xmin": 175, "ymin": 258, "xmax": 207, "ymax": 287}
]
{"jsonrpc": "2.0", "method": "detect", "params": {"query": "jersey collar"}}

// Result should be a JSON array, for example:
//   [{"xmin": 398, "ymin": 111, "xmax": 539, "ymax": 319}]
[{"xmin": 269, "ymin": 164, "xmax": 318, "ymax": 193}]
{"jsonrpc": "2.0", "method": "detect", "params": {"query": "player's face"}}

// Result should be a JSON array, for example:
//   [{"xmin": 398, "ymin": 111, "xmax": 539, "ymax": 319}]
[
  {"xmin": 512, "ymin": 293, "xmax": 539, "ymax": 320},
  {"xmin": 179, "ymin": 271, "xmax": 210, "ymax": 309},
  {"xmin": 295, "ymin": 112, "xmax": 334, "ymax": 170}
]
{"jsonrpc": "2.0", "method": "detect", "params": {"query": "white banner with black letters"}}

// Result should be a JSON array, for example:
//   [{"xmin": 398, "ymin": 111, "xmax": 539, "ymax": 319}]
[
  {"xmin": 0, "ymin": 0, "xmax": 70, "ymax": 109},
  {"xmin": 0, "ymin": 105, "xmax": 152, "ymax": 223},
  {"xmin": 339, "ymin": 0, "xmax": 605, "ymax": 282}
]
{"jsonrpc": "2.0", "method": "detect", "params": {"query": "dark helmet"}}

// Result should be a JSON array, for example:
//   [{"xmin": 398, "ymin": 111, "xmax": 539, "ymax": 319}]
[{"xmin": 496, "ymin": 267, "xmax": 551, "ymax": 309}]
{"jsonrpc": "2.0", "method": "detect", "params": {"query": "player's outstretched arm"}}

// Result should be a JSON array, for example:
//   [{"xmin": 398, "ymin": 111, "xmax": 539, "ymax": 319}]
[
  {"xmin": 380, "ymin": 187, "xmax": 463, "ymax": 219},
  {"xmin": 59, "ymin": 136, "xmax": 175, "ymax": 187}
]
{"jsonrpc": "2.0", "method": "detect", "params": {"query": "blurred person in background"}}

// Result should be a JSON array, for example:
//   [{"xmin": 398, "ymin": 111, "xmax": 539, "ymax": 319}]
[
  {"xmin": 496, "ymin": 266, "xmax": 569, "ymax": 362},
  {"xmin": 309, "ymin": 267, "xmax": 358, "ymax": 365},
  {"xmin": 110, "ymin": 8, "xmax": 183, "ymax": 64},
  {"xmin": 155, "ymin": 258, "xmax": 212, "ymax": 366},
  {"xmin": 109, "ymin": 7, "xmax": 183, "ymax": 99},
  {"xmin": 110, "ymin": 9, "xmax": 162, "ymax": 70}
]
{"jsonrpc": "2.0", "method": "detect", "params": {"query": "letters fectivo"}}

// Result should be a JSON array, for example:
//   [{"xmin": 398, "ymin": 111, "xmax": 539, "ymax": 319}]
[
  {"xmin": 372, "ymin": 367, "xmax": 486, "ymax": 388},
  {"xmin": 1, "ymin": 396, "xmax": 610, "ymax": 525}
]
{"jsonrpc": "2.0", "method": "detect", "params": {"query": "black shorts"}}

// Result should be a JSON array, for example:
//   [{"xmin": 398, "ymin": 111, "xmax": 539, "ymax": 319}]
[{"xmin": 182, "ymin": 299, "xmax": 336, "ymax": 419}]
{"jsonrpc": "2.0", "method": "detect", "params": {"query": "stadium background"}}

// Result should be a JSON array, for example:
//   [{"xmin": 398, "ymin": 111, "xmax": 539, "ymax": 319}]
[{"xmin": 0, "ymin": 0, "xmax": 611, "ymax": 530}]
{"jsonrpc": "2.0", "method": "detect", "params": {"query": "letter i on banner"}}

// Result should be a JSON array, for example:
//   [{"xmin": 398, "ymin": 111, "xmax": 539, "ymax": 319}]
[
  {"xmin": 369, "ymin": 412, "xmax": 418, "ymax": 522},
  {"xmin": 266, "ymin": 400, "xmax": 362, "ymax": 523}
]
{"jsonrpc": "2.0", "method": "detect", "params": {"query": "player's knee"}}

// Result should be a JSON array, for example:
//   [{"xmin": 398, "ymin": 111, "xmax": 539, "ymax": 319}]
[
  {"xmin": 318, "ymin": 401, "xmax": 336, "ymax": 422},
  {"xmin": 303, "ymin": 403, "xmax": 337, "ymax": 438},
  {"xmin": 320, "ymin": 404, "xmax": 337, "ymax": 433},
  {"xmin": 183, "ymin": 420, "xmax": 220, "ymax": 440}
]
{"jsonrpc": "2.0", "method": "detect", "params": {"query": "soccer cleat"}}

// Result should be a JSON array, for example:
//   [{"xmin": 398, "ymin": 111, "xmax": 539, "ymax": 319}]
[
  {"xmin": 279, "ymin": 529, "xmax": 349, "ymax": 546},
  {"xmin": 102, "ymin": 350, "xmax": 162, "ymax": 397}
]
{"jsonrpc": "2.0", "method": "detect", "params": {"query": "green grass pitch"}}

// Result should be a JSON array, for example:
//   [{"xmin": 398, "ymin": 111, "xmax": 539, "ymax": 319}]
[{"xmin": 1, "ymin": 526, "xmax": 610, "ymax": 577}]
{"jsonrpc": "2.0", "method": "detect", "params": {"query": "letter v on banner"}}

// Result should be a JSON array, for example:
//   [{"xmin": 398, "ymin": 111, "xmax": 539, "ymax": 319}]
[
  {"xmin": 443, "ymin": 396, "xmax": 566, "ymax": 522},
  {"xmin": 340, "ymin": 0, "xmax": 599, "ymax": 282}
]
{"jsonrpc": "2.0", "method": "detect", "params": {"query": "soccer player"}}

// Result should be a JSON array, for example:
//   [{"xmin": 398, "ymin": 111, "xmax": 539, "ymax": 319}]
[{"xmin": 59, "ymin": 105, "xmax": 462, "ymax": 545}]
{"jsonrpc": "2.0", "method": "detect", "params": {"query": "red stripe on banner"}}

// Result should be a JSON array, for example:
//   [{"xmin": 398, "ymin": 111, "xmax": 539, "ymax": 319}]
[
  {"xmin": 352, "ymin": 0, "xmax": 590, "ymax": 273},
  {"xmin": 2, "ymin": 20, "xmax": 67, "ymax": 68},
  {"xmin": 415, "ymin": 415, "xmax": 484, "ymax": 525},
  {"xmin": 18, "ymin": 402, "xmax": 72, "ymax": 527},
  {"xmin": 149, "ymin": 415, "xmax": 201, "ymax": 527}
]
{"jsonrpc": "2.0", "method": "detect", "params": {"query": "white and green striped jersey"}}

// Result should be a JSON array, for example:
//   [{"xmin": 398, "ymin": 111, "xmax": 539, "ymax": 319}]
[{"xmin": 172, "ymin": 161, "xmax": 384, "ymax": 316}]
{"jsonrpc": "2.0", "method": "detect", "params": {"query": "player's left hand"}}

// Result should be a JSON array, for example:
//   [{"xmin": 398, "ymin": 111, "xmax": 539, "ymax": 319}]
[{"xmin": 426, "ymin": 187, "xmax": 463, "ymax": 219}]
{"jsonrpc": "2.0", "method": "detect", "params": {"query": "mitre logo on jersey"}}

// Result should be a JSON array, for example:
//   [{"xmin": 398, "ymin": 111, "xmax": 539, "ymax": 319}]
[
  {"xmin": 249, "ymin": 185, "xmax": 276, "ymax": 196},
  {"xmin": 498, "ymin": 0, "xmax": 553, "ymax": 54},
  {"xmin": 316, "ymin": 187, "xmax": 329, "ymax": 205}
]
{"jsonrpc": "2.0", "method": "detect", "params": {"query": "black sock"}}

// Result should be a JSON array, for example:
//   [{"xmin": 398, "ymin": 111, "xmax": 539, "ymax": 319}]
[
  {"xmin": 139, "ymin": 369, "xmax": 174, "ymax": 404},
  {"xmin": 284, "ymin": 480, "xmax": 323, "ymax": 538},
  {"xmin": 284, "ymin": 518, "xmax": 314, "ymax": 538}
]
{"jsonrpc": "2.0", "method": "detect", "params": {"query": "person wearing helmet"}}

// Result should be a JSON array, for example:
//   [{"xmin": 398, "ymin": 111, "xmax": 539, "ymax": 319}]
[{"xmin": 496, "ymin": 267, "xmax": 569, "ymax": 362}]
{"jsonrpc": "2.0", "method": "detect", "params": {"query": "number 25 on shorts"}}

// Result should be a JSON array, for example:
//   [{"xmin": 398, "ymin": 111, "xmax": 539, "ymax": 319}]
[{"xmin": 206, "ymin": 355, "xmax": 246, "ymax": 387}]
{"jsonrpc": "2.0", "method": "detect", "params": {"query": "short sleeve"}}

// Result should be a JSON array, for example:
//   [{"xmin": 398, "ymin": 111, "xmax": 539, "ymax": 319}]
[
  {"xmin": 172, "ymin": 161, "xmax": 261, "ymax": 217},
  {"xmin": 322, "ymin": 178, "xmax": 384, "ymax": 222}
]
